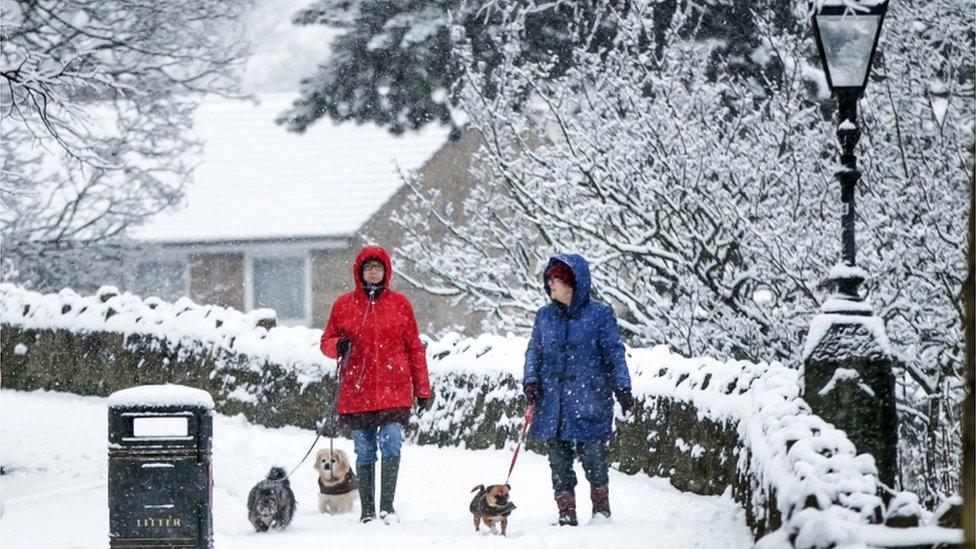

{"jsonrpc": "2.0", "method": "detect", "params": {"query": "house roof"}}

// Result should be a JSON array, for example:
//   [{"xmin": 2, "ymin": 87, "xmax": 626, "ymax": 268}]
[{"xmin": 132, "ymin": 93, "xmax": 449, "ymax": 243}]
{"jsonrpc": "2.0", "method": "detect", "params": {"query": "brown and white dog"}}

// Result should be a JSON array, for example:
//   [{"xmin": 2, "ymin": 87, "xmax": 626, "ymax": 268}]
[
  {"xmin": 470, "ymin": 484, "xmax": 516, "ymax": 536},
  {"xmin": 313, "ymin": 448, "xmax": 358, "ymax": 515}
]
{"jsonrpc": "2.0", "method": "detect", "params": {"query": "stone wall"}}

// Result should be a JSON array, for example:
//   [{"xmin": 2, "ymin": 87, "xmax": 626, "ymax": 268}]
[
  {"xmin": 0, "ymin": 322, "xmax": 816, "ymax": 542},
  {"xmin": 0, "ymin": 284, "xmax": 962, "ymax": 548}
]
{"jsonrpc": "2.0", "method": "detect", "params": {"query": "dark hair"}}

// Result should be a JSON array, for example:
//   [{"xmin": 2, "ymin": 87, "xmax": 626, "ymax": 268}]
[{"xmin": 545, "ymin": 262, "xmax": 575, "ymax": 288}]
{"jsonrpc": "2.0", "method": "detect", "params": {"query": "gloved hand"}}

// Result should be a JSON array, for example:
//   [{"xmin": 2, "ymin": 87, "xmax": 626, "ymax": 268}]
[
  {"xmin": 524, "ymin": 382, "xmax": 540, "ymax": 405},
  {"xmin": 415, "ymin": 397, "xmax": 430, "ymax": 413},
  {"xmin": 315, "ymin": 419, "xmax": 334, "ymax": 437},
  {"xmin": 336, "ymin": 337, "xmax": 351, "ymax": 357},
  {"xmin": 615, "ymin": 390, "xmax": 635, "ymax": 415}
]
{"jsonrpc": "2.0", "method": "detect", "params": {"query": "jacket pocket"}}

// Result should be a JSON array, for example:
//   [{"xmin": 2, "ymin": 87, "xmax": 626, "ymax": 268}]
[
  {"xmin": 573, "ymin": 378, "xmax": 612, "ymax": 420},
  {"xmin": 392, "ymin": 354, "xmax": 410, "ymax": 384}
]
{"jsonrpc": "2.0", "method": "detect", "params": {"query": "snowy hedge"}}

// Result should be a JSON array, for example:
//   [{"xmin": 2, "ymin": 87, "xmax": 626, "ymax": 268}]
[{"xmin": 0, "ymin": 284, "xmax": 962, "ymax": 547}]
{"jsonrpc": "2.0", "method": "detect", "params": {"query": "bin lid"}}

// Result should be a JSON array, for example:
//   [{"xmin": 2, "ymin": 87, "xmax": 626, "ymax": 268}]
[{"xmin": 108, "ymin": 384, "xmax": 215, "ymax": 410}]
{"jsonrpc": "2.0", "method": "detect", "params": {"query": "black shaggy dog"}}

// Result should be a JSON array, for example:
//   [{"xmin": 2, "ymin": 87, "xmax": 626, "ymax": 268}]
[{"xmin": 247, "ymin": 467, "xmax": 296, "ymax": 532}]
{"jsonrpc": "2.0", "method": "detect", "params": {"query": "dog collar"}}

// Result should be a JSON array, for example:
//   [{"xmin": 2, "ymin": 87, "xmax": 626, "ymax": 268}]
[
  {"xmin": 319, "ymin": 471, "xmax": 358, "ymax": 495},
  {"xmin": 474, "ymin": 495, "xmax": 516, "ymax": 517}
]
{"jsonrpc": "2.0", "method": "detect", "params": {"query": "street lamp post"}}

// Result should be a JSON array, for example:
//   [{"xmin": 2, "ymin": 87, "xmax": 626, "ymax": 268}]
[
  {"xmin": 810, "ymin": 0, "xmax": 889, "ymax": 302},
  {"xmin": 802, "ymin": 0, "xmax": 901, "ymax": 505}
]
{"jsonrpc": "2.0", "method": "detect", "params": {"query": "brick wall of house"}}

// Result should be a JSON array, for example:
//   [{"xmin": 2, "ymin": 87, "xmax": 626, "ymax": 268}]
[
  {"xmin": 310, "ymin": 247, "xmax": 358, "ymax": 329},
  {"xmin": 189, "ymin": 252, "xmax": 244, "ymax": 310},
  {"xmin": 359, "ymin": 129, "xmax": 487, "ymax": 336},
  {"xmin": 310, "ymin": 245, "xmax": 453, "ymax": 335}
]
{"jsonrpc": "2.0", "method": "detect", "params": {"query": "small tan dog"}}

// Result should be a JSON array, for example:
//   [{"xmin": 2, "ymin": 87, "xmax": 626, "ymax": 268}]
[
  {"xmin": 313, "ymin": 448, "xmax": 358, "ymax": 515},
  {"xmin": 470, "ymin": 484, "xmax": 516, "ymax": 536}
]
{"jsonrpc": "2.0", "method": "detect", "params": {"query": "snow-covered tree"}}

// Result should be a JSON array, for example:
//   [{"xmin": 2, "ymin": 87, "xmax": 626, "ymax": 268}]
[
  {"xmin": 393, "ymin": 0, "xmax": 972, "ymax": 503},
  {"xmin": 856, "ymin": 0, "xmax": 974, "ymax": 505},
  {"xmin": 396, "ymin": 1, "xmax": 831, "ymax": 359},
  {"xmin": 1, "ymin": 0, "xmax": 250, "ymax": 290}
]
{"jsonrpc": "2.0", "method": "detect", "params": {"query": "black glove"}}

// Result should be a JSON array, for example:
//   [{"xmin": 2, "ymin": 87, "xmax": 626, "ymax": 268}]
[
  {"xmin": 615, "ymin": 390, "xmax": 635, "ymax": 415},
  {"xmin": 316, "ymin": 419, "xmax": 336, "ymax": 437},
  {"xmin": 415, "ymin": 397, "xmax": 430, "ymax": 413},
  {"xmin": 336, "ymin": 337, "xmax": 351, "ymax": 357},
  {"xmin": 524, "ymin": 382, "xmax": 540, "ymax": 405}
]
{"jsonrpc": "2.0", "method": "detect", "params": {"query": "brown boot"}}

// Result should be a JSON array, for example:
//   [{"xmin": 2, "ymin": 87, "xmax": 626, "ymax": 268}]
[
  {"xmin": 591, "ymin": 485, "xmax": 611, "ymax": 521},
  {"xmin": 555, "ymin": 490, "xmax": 578, "ymax": 526}
]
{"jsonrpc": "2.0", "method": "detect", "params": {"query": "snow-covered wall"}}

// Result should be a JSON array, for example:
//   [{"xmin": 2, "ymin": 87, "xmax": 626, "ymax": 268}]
[{"xmin": 0, "ymin": 284, "xmax": 961, "ymax": 547}]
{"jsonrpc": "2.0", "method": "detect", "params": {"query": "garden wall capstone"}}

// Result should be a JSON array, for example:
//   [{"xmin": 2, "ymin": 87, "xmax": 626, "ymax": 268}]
[{"xmin": 0, "ymin": 284, "xmax": 962, "ymax": 547}]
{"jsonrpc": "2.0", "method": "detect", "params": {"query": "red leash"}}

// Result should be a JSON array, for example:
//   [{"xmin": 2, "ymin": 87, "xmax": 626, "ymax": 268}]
[{"xmin": 505, "ymin": 404, "xmax": 535, "ymax": 484}]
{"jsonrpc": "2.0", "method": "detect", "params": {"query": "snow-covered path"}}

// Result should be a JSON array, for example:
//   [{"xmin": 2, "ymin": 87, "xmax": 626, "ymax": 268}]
[{"xmin": 1, "ymin": 389, "xmax": 753, "ymax": 548}]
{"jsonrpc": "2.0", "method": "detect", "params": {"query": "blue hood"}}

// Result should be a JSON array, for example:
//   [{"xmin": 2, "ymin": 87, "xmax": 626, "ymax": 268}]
[{"xmin": 543, "ymin": 254, "xmax": 591, "ymax": 315}]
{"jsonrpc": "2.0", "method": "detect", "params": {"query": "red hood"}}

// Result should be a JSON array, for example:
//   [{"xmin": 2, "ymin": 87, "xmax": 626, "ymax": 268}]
[{"xmin": 353, "ymin": 245, "xmax": 392, "ymax": 292}]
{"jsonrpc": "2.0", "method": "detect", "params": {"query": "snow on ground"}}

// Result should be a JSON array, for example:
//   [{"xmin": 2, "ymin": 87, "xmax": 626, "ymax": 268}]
[{"xmin": 1, "ymin": 389, "xmax": 754, "ymax": 548}]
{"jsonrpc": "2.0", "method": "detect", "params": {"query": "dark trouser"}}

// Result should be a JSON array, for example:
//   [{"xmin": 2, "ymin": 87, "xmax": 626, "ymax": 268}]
[{"xmin": 546, "ymin": 439, "xmax": 609, "ymax": 496}]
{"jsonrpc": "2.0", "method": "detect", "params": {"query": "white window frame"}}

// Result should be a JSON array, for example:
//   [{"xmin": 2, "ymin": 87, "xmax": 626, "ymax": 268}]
[{"xmin": 244, "ymin": 248, "xmax": 312, "ymax": 327}]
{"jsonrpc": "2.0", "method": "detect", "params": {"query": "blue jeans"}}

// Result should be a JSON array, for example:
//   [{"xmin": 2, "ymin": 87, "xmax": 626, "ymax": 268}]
[
  {"xmin": 350, "ymin": 423, "xmax": 403, "ymax": 467},
  {"xmin": 547, "ymin": 439, "xmax": 609, "ymax": 496}
]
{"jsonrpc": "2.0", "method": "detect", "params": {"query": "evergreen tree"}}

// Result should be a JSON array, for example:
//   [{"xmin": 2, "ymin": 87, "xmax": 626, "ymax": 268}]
[{"xmin": 279, "ymin": 0, "xmax": 789, "ymax": 135}]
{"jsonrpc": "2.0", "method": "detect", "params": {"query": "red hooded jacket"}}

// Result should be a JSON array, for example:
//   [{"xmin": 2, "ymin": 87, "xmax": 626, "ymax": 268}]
[{"xmin": 320, "ymin": 245, "xmax": 431, "ymax": 415}]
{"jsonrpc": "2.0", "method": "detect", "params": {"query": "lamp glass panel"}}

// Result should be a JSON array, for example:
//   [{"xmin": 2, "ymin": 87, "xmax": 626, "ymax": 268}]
[{"xmin": 817, "ymin": 14, "xmax": 880, "ymax": 88}]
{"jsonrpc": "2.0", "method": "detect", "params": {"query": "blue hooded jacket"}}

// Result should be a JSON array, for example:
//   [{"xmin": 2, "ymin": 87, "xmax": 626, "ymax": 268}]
[{"xmin": 523, "ymin": 254, "xmax": 632, "ymax": 442}]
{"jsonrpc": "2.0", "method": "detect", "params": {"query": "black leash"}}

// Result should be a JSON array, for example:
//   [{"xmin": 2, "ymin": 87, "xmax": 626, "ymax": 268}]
[
  {"xmin": 283, "ymin": 432, "xmax": 322, "ymax": 480},
  {"xmin": 275, "ymin": 353, "xmax": 344, "ymax": 482},
  {"xmin": 326, "ymin": 353, "xmax": 342, "ymax": 481}
]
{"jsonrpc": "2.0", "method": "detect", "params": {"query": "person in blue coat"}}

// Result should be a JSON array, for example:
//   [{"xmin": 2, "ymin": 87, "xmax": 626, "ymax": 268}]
[{"xmin": 523, "ymin": 254, "xmax": 634, "ymax": 526}]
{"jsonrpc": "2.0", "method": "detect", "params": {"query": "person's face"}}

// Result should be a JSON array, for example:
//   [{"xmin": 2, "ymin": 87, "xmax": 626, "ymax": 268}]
[
  {"xmin": 363, "ymin": 261, "xmax": 385, "ymax": 284},
  {"xmin": 548, "ymin": 277, "xmax": 573, "ymax": 306}
]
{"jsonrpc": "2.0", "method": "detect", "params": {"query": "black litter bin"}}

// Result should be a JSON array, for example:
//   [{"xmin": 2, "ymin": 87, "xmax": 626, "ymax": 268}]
[{"xmin": 108, "ymin": 384, "xmax": 214, "ymax": 548}]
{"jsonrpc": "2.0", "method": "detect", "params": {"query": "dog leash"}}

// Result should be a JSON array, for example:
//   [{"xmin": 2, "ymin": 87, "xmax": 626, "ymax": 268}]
[
  {"xmin": 325, "ymin": 385, "xmax": 337, "ymax": 481},
  {"xmin": 505, "ymin": 403, "xmax": 535, "ymax": 485},
  {"xmin": 325, "ymin": 351, "xmax": 346, "ymax": 481},
  {"xmin": 276, "ymin": 353, "xmax": 345, "ymax": 482},
  {"xmin": 281, "ymin": 432, "xmax": 322, "ymax": 481}
]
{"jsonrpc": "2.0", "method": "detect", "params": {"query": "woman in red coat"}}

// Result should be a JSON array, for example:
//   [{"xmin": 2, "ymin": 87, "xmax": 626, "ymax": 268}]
[{"xmin": 320, "ymin": 245, "xmax": 431, "ymax": 524}]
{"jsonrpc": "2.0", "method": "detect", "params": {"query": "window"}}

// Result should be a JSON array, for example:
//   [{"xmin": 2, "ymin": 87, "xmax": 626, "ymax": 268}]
[
  {"xmin": 252, "ymin": 256, "xmax": 305, "ymax": 323},
  {"xmin": 134, "ymin": 261, "xmax": 186, "ymax": 302}
]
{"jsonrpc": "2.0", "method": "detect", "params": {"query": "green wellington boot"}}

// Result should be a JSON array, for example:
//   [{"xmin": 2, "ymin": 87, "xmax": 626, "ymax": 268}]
[
  {"xmin": 358, "ymin": 463, "xmax": 376, "ymax": 523},
  {"xmin": 379, "ymin": 457, "xmax": 400, "ymax": 525}
]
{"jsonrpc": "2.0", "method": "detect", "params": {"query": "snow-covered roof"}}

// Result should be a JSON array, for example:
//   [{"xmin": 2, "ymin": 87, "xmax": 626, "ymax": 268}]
[{"xmin": 132, "ymin": 93, "xmax": 449, "ymax": 243}]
